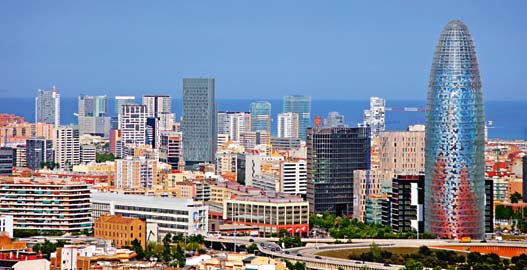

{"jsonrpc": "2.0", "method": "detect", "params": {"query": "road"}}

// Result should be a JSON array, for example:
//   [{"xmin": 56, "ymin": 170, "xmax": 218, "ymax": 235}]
[{"xmin": 206, "ymin": 236, "xmax": 527, "ymax": 270}]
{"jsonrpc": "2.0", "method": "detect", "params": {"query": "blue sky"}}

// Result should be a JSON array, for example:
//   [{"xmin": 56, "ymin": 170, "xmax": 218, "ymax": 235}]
[{"xmin": 1, "ymin": 1, "xmax": 525, "ymax": 100}]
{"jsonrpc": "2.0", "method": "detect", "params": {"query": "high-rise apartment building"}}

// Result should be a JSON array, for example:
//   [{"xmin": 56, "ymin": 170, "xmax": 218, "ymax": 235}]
[
  {"xmin": 114, "ymin": 96, "xmax": 136, "ymax": 115},
  {"xmin": 142, "ymin": 95, "xmax": 171, "ymax": 118},
  {"xmin": 277, "ymin": 112, "xmax": 299, "ymax": 138},
  {"xmin": 217, "ymin": 112, "xmax": 251, "ymax": 142},
  {"xmin": 284, "ymin": 96, "xmax": 311, "ymax": 140},
  {"xmin": 35, "ymin": 86, "xmax": 60, "ymax": 127},
  {"xmin": 306, "ymin": 127, "xmax": 370, "ymax": 216},
  {"xmin": 119, "ymin": 104, "xmax": 147, "ymax": 147},
  {"xmin": 55, "ymin": 126, "xmax": 80, "ymax": 170},
  {"xmin": 280, "ymin": 159, "xmax": 307, "ymax": 196},
  {"xmin": 182, "ymin": 78, "xmax": 216, "ymax": 165},
  {"xmin": 425, "ymin": 20, "xmax": 485, "ymax": 239},
  {"xmin": 0, "ymin": 177, "xmax": 92, "ymax": 232},
  {"xmin": 115, "ymin": 156, "xmax": 160, "ymax": 189},
  {"xmin": 361, "ymin": 97, "xmax": 385, "ymax": 138},
  {"xmin": 159, "ymin": 131, "xmax": 182, "ymax": 170},
  {"xmin": 26, "ymin": 137, "xmax": 54, "ymax": 170},
  {"xmin": 250, "ymin": 101, "xmax": 271, "ymax": 134}
]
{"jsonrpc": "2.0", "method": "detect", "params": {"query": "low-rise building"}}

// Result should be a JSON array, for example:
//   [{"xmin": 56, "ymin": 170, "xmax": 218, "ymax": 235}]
[
  {"xmin": 91, "ymin": 192, "xmax": 208, "ymax": 237},
  {"xmin": 223, "ymin": 192, "xmax": 309, "ymax": 236},
  {"xmin": 94, "ymin": 214, "xmax": 146, "ymax": 249}
]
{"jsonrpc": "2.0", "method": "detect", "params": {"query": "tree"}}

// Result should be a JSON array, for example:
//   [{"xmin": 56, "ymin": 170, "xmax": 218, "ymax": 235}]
[
  {"xmin": 246, "ymin": 243, "xmax": 258, "ymax": 254},
  {"xmin": 510, "ymin": 191, "xmax": 522, "ymax": 203},
  {"xmin": 278, "ymin": 236, "xmax": 303, "ymax": 248},
  {"xmin": 468, "ymin": 252, "xmax": 482, "ymax": 266},
  {"xmin": 96, "ymin": 152, "xmax": 115, "ymax": 162},
  {"xmin": 131, "ymin": 239, "xmax": 145, "ymax": 259},
  {"xmin": 403, "ymin": 260, "xmax": 424, "ymax": 270}
]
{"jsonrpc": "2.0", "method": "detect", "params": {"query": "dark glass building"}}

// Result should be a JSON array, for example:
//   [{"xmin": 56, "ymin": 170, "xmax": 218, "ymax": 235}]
[
  {"xmin": 425, "ymin": 20, "xmax": 485, "ymax": 239},
  {"xmin": 306, "ymin": 127, "xmax": 370, "ymax": 216},
  {"xmin": 0, "ymin": 148, "xmax": 15, "ymax": 175},
  {"xmin": 182, "ymin": 78, "xmax": 217, "ymax": 165},
  {"xmin": 26, "ymin": 137, "xmax": 54, "ymax": 170}
]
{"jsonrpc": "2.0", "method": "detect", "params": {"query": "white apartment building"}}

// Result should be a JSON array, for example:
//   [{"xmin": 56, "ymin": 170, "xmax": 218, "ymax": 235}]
[
  {"xmin": 54, "ymin": 126, "xmax": 81, "ymax": 169},
  {"xmin": 280, "ymin": 159, "xmax": 307, "ymax": 196},
  {"xmin": 277, "ymin": 112, "xmax": 299, "ymax": 138},
  {"xmin": 119, "ymin": 104, "xmax": 147, "ymax": 147}
]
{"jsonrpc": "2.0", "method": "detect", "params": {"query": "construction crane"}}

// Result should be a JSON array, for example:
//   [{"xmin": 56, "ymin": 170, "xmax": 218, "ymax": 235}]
[{"xmin": 385, "ymin": 107, "xmax": 426, "ymax": 112}]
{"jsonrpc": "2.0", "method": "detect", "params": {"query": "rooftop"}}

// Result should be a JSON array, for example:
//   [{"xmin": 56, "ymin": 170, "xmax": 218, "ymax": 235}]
[{"xmin": 91, "ymin": 191, "xmax": 203, "ymax": 209}]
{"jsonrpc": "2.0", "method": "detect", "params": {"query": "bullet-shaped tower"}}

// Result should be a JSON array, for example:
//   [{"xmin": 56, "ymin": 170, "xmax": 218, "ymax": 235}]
[{"xmin": 425, "ymin": 20, "xmax": 485, "ymax": 239}]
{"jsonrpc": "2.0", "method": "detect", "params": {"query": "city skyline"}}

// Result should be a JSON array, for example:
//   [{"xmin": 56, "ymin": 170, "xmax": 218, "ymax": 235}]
[{"xmin": 1, "ymin": 1, "xmax": 526, "ymax": 100}]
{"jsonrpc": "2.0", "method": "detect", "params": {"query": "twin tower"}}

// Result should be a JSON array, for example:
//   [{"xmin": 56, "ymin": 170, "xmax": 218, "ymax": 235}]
[{"xmin": 425, "ymin": 20, "xmax": 485, "ymax": 239}]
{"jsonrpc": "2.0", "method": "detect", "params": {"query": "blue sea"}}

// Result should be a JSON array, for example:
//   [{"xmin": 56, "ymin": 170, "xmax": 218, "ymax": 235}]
[{"xmin": 0, "ymin": 97, "xmax": 525, "ymax": 140}]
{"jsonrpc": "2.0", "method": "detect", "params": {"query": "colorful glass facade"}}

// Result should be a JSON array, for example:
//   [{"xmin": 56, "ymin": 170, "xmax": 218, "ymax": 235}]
[{"xmin": 424, "ymin": 20, "xmax": 485, "ymax": 239}]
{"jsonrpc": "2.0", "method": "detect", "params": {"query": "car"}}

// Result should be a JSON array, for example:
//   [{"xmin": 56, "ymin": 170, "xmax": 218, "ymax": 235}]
[
  {"xmin": 267, "ymin": 244, "xmax": 273, "ymax": 248},
  {"xmin": 249, "ymin": 239, "xmax": 254, "ymax": 242},
  {"xmin": 271, "ymin": 248, "xmax": 276, "ymax": 252},
  {"xmin": 355, "ymin": 261, "xmax": 362, "ymax": 264},
  {"xmin": 384, "ymin": 263, "xmax": 391, "ymax": 266},
  {"xmin": 260, "ymin": 243, "xmax": 265, "ymax": 247},
  {"xmin": 284, "ymin": 251, "xmax": 290, "ymax": 254},
  {"xmin": 315, "ymin": 256, "xmax": 322, "ymax": 259},
  {"xmin": 297, "ymin": 253, "xmax": 303, "ymax": 257}
]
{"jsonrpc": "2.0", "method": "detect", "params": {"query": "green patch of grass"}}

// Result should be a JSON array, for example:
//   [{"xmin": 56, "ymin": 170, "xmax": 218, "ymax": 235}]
[{"xmin": 316, "ymin": 247, "xmax": 464, "ymax": 259}]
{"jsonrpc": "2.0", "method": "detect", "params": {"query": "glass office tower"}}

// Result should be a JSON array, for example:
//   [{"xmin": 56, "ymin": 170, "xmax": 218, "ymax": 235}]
[
  {"xmin": 182, "ymin": 78, "xmax": 217, "ymax": 165},
  {"xmin": 250, "ymin": 101, "xmax": 271, "ymax": 133},
  {"xmin": 424, "ymin": 20, "xmax": 485, "ymax": 239},
  {"xmin": 306, "ymin": 127, "xmax": 370, "ymax": 216},
  {"xmin": 284, "ymin": 95, "xmax": 311, "ymax": 140}
]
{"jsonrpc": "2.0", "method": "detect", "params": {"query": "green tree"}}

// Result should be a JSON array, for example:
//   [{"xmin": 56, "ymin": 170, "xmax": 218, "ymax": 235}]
[
  {"xmin": 510, "ymin": 191, "xmax": 522, "ymax": 203},
  {"xmin": 246, "ymin": 243, "xmax": 258, "ymax": 254},
  {"xmin": 96, "ymin": 152, "xmax": 115, "ymax": 162},
  {"xmin": 279, "ymin": 228, "xmax": 289, "ymax": 237},
  {"xmin": 131, "ymin": 238, "xmax": 145, "ymax": 259},
  {"xmin": 468, "ymin": 252, "xmax": 482, "ymax": 266},
  {"xmin": 278, "ymin": 236, "xmax": 303, "ymax": 248},
  {"xmin": 403, "ymin": 260, "xmax": 424, "ymax": 270}
]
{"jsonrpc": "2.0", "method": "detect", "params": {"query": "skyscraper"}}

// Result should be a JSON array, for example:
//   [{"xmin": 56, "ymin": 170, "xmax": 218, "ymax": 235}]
[
  {"xmin": 182, "ymin": 78, "xmax": 216, "ymax": 165},
  {"xmin": 114, "ymin": 96, "xmax": 136, "ymax": 115},
  {"xmin": 425, "ymin": 20, "xmax": 485, "ymax": 239},
  {"xmin": 250, "ymin": 101, "xmax": 271, "ymax": 133},
  {"xmin": 78, "ymin": 95, "xmax": 111, "ymax": 137},
  {"xmin": 79, "ymin": 95, "xmax": 108, "ymax": 117},
  {"xmin": 35, "ymin": 86, "xmax": 60, "ymax": 127},
  {"xmin": 306, "ymin": 127, "xmax": 370, "ymax": 216},
  {"xmin": 284, "ymin": 95, "xmax": 311, "ymax": 140}
]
